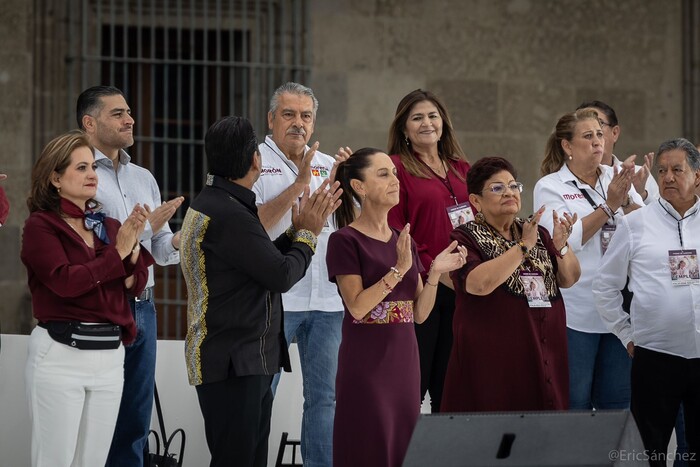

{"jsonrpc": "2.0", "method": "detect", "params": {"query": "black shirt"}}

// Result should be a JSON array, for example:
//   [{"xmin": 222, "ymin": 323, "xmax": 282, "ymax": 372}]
[{"xmin": 180, "ymin": 175, "xmax": 313, "ymax": 385}]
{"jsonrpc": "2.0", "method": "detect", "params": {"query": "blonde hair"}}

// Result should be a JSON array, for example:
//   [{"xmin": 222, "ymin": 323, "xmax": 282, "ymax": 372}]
[{"xmin": 541, "ymin": 108, "xmax": 599, "ymax": 176}]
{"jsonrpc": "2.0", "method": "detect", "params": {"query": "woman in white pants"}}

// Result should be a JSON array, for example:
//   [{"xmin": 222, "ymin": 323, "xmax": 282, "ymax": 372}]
[{"xmin": 21, "ymin": 130, "xmax": 153, "ymax": 467}]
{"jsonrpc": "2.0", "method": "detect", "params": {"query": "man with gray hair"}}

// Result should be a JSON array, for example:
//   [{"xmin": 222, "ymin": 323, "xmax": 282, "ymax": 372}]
[
  {"xmin": 253, "ymin": 82, "xmax": 342, "ymax": 466},
  {"xmin": 594, "ymin": 138, "xmax": 700, "ymax": 465}
]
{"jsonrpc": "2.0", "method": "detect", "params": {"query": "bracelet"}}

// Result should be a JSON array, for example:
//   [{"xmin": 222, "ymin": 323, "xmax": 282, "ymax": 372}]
[
  {"xmin": 598, "ymin": 203, "xmax": 614, "ymax": 219},
  {"xmin": 390, "ymin": 266, "xmax": 404, "ymax": 281},
  {"xmin": 381, "ymin": 277, "xmax": 394, "ymax": 295},
  {"xmin": 292, "ymin": 229, "xmax": 318, "ymax": 253},
  {"xmin": 425, "ymin": 260, "xmax": 438, "ymax": 286},
  {"xmin": 517, "ymin": 240, "xmax": 529, "ymax": 258},
  {"xmin": 426, "ymin": 278, "xmax": 439, "ymax": 287}
]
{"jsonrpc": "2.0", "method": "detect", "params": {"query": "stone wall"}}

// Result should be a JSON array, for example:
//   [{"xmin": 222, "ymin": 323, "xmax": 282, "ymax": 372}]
[
  {"xmin": 309, "ymin": 0, "xmax": 683, "ymax": 211},
  {"xmin": 0, "ymin": 0, "xmax": 34, "ymax": 334}
]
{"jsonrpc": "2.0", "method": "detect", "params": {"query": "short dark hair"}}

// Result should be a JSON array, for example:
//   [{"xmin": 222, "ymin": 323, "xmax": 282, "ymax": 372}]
[
  {"xmin": 656, "ymin": 138, "xmax": 700, "ymax": 171},
  {"xmin": 204, "ymin": 116, "xmax": 258, "ymax": 179},
  {"xmin": 467, "ymin": 156, "xmax": 517, "ymax": 195},
  {"xmin": 76, "ymin": 86, "xmax": 125, "ymax": 129},
  {"xmin": 577, "ymin": 100, "xmax": 618, "ymax": 126}
]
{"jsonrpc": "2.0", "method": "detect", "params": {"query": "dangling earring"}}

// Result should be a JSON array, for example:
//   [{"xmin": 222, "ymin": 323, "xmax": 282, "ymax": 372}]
[
  {"xmin": 568, "ymin": 153, "xmax": 573, "ymax": 161},
  {"xmin": 475, "ymin": 212, "xmax": 485, "ymax": 224},
  {"xmin": 404, "ymin": 135, "xmax": 410, "ymax": 146},
  {"xmin": 362, "ymin": 193, "xmax": 367, "ymax": 202},
  {"xmin": 57, "ymin": 186, "xmax": 61, "ymax": 193}
]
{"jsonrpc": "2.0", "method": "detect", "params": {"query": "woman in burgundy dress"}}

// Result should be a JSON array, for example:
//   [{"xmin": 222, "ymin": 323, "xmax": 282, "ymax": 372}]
[
  {"xmin": 441, "ymin": 157, "xmax": 581, "ymax": 413},
  {"xmin": 326, "ymin": 148, "xmax": 466, "ymax": 467},
  {"xmin": 387, "ymin": 89, "xmax": 470, "ymax": 412}
]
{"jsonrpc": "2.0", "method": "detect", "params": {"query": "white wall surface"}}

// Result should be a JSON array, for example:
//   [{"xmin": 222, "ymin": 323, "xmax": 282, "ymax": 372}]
[{"xmin": 0, "ymin": 334, "xmax": 304, "ymax": 467}]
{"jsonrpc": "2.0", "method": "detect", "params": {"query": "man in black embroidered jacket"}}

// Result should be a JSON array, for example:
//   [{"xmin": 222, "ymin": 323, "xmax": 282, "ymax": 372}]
[{"xmin": 180, "ymin": 116, "xmax": 341, "ymax": 467}]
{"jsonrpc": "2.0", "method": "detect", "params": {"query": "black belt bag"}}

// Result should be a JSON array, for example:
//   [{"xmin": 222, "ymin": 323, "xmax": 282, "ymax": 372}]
[{"xmin": 38, "ymin": 321, "xmax": 121, "ymax": 350}]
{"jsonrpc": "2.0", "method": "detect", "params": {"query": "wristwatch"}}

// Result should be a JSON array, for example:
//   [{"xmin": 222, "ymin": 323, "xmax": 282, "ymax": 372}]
[{"xmin": 557, "ymin": 243, "xmax": 569, "ymax": 258}]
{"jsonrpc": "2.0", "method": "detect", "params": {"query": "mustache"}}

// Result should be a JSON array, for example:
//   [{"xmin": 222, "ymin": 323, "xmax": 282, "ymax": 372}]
[{"xmin": 286, "ymin": 127, "xmax": 306, "ymax": 136}]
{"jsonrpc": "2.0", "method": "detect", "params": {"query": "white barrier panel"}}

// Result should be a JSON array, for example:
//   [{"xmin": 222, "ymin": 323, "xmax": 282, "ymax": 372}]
[{"xmin": 0, "ymin": 334, "xmax": 304, "ymax": 467}]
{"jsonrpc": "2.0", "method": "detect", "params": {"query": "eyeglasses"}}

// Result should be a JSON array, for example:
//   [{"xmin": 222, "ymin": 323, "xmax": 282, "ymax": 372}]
[
  {"xmin": 482, "ymin": 182, "xmax": 523, "ymax": 195},
  {"xmin": 598, "ymin": 120, "xmax": 613, "ymax": 129}
]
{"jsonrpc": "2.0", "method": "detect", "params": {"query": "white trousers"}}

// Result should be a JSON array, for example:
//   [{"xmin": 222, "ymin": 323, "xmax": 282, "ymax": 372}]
[{"xmin": 25, "ymin": 326, "xmax": 124, "ymax": 467}]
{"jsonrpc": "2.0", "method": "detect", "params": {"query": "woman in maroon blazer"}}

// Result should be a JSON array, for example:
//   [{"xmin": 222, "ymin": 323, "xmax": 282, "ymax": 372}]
[{"xmin": 21, "ymin": 130, "xmax": 153, "ymax": 467}]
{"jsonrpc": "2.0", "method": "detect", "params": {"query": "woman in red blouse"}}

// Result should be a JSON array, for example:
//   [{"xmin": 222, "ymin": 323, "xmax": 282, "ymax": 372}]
[
  {"xmin": 21, "ymin": 130, "xmax": 153, "ymax": 467},
  {"xmin": 387, "ymin": 89, "xmax": 471, "ymax": 412}
]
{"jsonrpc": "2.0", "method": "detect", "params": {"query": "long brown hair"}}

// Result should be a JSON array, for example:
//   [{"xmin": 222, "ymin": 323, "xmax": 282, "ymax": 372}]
[
  {"xmin": 27, "ymin": 130, "xmax": 94, "ymax": 214},
  {"xmin": 387, "ymin": 89, "xmax": 468, "ymax": 179},
  {"xmin": 541, "ymin": 108, "xmax": 599, "ymax": 176}
]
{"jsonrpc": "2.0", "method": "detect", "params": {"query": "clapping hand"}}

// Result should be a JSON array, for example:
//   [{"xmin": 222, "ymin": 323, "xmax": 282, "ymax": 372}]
[
  {"xmin": 0, "ymin": 174, "xmax": 7, "ymax": 181},
  {"xmin": 329, "ymin": 146, "xmax": 352, "ymax": 184},
  {"xmin": 144, "ymin": 196, "xmax": 184, "ymax": 234},
  {"xmin": 522, "ymin": 205, "xmax": 546, "ymax": 249},
  {"xmin": 291, "ymin": 179, "xmax": 343, "ymax": 235},
  {"xmin": 631, "ymin": 152, "xmax": 654, "ymax": 198},
  {"xmin": 552, "ymin": 210, "xmax": 578, "ymax": 251},
  {"xmin": 431, "ymin": 240, "xmax": 468, "ymax": 274},
  {"xmin": 395, "ymin": 224, "xmax": 413, "ymax": 275},
  {"xmin": 607, "ymin": 163, "xmax": 634, "ymax": 210},
  {"xmin": 116, "ymin": 204, "xmax": 148, "ymax": 259}
]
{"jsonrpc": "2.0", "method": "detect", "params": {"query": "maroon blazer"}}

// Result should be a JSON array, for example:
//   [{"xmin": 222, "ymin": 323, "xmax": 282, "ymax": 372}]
[{"xmin": 21, "ymin": 207, "xmax": 154, "ymax": 344}]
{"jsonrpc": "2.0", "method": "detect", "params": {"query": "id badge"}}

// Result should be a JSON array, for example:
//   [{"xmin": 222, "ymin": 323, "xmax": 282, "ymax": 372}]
[
  {"xmin": 520, "ymin": 271, "xmax": 551, "ymax": 308},
  {"xmin": 669, "ymin": 249, "xmax": 700, "ymax": 286},
  {"xmin": 447, "ymin": 202, "xmax": 474, "ymax": 229},
  {"xmin": 601, "ymin": 224, "xmax": 616, "ymax": 255}
]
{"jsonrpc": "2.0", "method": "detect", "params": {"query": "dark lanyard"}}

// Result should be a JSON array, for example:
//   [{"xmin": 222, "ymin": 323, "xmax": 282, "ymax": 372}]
[
  {"xmin": 264, "ymin": 141, "xmax": 300, "ymax": 177},
  {"xmin": 417, "ymin": 157, "xmax": 459, "ymax": 205},
  {"xmin": 658, "ymin": 199, "xmax": 699, "ymax": 248},
  {"xmin": 569, "ymin": 179, "xmax": 614, "ymax": 224}
]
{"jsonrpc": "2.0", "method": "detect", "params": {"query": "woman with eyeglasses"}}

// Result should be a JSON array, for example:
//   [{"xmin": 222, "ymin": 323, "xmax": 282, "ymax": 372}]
[
  {"xmin": 440, "ymin": 156, "xmax": 580, "ymax": 412},
  {"xmin": 386, "ymin": 89, "xmax": 471, "ymax": 412},
  {"xmin": 534, "ymin": 108, "xmax": 644, "ymax": 412}
]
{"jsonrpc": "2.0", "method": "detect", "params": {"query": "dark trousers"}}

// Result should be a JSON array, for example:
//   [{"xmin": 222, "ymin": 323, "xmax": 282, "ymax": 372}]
[
  {"xmin": 415, "ymin": 283, "xmax": 455, "ymax": 412},
  {"xmin": 196, "ymin": 374, "xmax": 274, "ymax": 467},
  {"xmin": 631, "ymin": 347, "xmax": 700, "ymax": 466}
]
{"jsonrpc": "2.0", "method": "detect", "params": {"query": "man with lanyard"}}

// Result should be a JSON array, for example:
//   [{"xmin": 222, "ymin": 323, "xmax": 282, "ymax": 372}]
[
  {"xmin": 77, "ymin": 85, "xmax": 183, "ymax": 467},
  {"xmin": 253, "ymin": 82, "xmax": 344, "ymax": 467},
  {"xmin": 594, "ymin": 138, "xmax": 700, "ymax": 466}
]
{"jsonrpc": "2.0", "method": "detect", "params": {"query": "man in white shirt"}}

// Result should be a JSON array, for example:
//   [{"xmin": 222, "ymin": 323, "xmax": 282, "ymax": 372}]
[
  {"xmin": 594, "ymin": 138, "xmax": 700, "ymax": 465},
  {"xmin": 253, "ymin": 82, "xmax": 343, "ymax": 467}
]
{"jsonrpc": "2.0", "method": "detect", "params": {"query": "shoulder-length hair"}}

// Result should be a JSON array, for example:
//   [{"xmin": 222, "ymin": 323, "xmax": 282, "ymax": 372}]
[
  {"xmin": 387, "ymin": 89, "xmax": 468, "ymax": 179},
  {"xmin": 27, "ymin": 130, "xmax": 95, "ymax": 214}
]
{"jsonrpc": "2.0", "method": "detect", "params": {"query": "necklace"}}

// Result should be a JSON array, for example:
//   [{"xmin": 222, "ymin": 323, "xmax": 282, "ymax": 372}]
[{"xmin": 64, "ymin": 218, "xmax": 92, "ymax": 247}]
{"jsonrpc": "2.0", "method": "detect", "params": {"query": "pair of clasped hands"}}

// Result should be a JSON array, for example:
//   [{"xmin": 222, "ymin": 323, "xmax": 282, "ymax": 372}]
[{"xmin": 115, "ymin": 197, "xmax": 185, "ymax": 262}]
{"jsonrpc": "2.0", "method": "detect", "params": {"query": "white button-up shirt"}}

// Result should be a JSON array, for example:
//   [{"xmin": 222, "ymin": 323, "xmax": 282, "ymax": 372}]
[
  {"xmin": 534, "ymin": 163, "xmax": 643, "ymax": 333},
  {"xmin": 252, "ymin": 136, "xmax": 342, "ymax": 312},
  {"xmin": 94, "ymin": 148, "xmax": 180, "ymax": 288},
  {"xmin": 593, "ymin": 197, "xmax": 700, "ymax": 358}
]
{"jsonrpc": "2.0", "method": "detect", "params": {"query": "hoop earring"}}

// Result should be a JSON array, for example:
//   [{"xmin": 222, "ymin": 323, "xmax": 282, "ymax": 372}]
[{"xmin": 475, "ymin": 212, "xmax": 485, "ymax": 224}]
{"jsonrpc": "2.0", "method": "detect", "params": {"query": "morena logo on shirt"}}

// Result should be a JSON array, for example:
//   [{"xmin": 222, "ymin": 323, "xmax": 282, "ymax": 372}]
[
  {"xmin": 562, "ymin": 193, "xmax": 585, "ymax": 200},
  {"xmin": 261, "ymin": 166, "xmax": 283, "ymax": 175},
  {"xmin": 311, "ymin": 165, "xmax": 329, "ymax": 177}
]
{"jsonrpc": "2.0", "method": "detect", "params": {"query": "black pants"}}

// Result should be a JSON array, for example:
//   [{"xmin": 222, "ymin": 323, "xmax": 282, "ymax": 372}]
[
  {"xmin": 196, "ymin": 374, "xmax": 274, "ymax": 467},
  {"xmin": 631, "ymin": 347, "xmax": 700, "ymax": 466},
  {"xmin": 415, "ymin": 283, "xmax": 455, "ymax": 412}
]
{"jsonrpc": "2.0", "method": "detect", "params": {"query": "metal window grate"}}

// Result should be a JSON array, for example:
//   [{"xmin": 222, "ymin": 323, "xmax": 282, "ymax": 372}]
[{"xmin": 66, "ymin": 0, "xmax": 310, "ymax": 339}]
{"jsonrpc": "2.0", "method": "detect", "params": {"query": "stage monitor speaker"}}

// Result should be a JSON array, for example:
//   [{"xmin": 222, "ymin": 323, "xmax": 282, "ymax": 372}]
[{"xmin": 403, "ymin": 410, "xmax": 646, "ymax": 466}]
